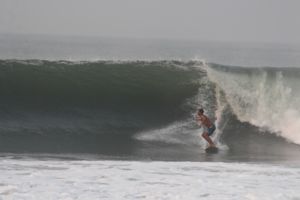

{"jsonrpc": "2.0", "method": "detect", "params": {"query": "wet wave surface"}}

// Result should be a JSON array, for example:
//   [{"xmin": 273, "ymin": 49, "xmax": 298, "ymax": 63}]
[{"xmin": 0, "ymin": 59, "xmax": 300, "ymax": 162}]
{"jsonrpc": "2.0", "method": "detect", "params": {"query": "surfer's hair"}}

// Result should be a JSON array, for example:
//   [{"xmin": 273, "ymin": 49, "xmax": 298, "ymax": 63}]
[{"xmin": 198, "ymin": 108, "xmax": 204, "ymax": 113}]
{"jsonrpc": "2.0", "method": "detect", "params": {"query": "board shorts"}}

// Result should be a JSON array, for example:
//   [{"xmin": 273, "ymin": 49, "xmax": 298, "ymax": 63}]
[{"xmin": 203, "ymin": 124, "xmax": 216, "ymax": 136}]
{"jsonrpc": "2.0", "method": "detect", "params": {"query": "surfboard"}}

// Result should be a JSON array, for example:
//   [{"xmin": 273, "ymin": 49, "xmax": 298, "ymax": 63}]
[{"xmin": 205, "ymin": 146, "xmax": 218, "ymax": 154}]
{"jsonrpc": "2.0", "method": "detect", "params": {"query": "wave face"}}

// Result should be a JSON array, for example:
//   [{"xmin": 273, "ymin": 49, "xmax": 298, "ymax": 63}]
[
  {"xmin": 0, "ymin": 59, "xmax": 300, "ymax": 161},
  {"xmin": 0, "ymin": 59, "xmax": 203, "ymax": 127},
  {"xmin": 0, "ymin": 60, "xmax": 206, "ymax": 153}
]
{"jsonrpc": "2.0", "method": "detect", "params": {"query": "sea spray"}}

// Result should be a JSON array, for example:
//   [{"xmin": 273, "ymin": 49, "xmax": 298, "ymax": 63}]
[{"xmin": 207, "ymin": 64, "xmax": 300, "ymax": 144}]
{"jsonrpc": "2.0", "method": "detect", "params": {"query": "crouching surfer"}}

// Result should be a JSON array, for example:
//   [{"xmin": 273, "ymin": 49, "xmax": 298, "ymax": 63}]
[{"xmin": 196, "ymin": 108, "xmax": 216, "ymax": 148}]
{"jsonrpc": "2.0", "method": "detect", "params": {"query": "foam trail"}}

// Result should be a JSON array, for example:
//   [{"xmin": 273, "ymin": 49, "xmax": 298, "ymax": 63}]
[{"xmin": 134, "ymin": 120, "xmax": 202, "ymax": 146}]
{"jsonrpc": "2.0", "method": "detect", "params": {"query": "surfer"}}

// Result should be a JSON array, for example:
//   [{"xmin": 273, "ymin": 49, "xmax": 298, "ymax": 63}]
[{"xmin": 196, "ymin": 108, "xmax": 216, "ymax": 148}]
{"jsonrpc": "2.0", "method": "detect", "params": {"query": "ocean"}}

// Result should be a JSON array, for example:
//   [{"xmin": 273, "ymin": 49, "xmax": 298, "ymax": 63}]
[{"xmin": 0, "ymin": 34, "xmax": 300, "ymax": 199}]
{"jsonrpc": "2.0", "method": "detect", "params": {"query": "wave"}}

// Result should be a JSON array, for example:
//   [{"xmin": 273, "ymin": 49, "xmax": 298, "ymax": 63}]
[
  {"xmin": 0, "ymin": 59, "xmax": 203, "ymax": 136},
  {"xmin": 0, "ymin": 59, "xmax": 299, "ymax": 156}
]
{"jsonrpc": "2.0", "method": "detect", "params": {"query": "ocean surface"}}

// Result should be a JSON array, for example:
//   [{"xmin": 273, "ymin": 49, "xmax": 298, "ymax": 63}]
[{"xmin": 0, "ymin": 34, "xmax": 300, "ymax": 199}]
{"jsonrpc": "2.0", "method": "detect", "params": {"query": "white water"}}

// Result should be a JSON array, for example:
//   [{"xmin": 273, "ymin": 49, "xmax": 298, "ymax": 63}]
[
  {"xmin": 0, "ymin": 159, "xmax": 299, "ymax": 200},
  {"xmin": 207, "ymin": 65, "xmax": 300, "ymax": 144}
]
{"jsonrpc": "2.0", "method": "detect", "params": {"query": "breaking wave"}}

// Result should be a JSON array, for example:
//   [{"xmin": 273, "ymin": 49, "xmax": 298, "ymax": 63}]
[{"xmin": 0, "ymin": 59, "xmax": 299, "ymax": 155}]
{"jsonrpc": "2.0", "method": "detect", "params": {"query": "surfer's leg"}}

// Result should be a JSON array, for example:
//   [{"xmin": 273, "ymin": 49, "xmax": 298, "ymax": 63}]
[{"xmin": 202, "ymin": 132, "xmax": 216, "ymax": 147}]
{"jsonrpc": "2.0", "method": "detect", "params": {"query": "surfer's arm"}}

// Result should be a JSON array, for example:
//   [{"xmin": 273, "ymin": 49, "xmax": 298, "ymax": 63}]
[{"xmin": 195, "ymin": 115, "xmax": 204, "ymax": 127}]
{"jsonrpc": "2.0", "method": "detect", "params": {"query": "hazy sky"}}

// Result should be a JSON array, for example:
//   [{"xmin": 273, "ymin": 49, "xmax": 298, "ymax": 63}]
[{"xmin": 1, "ymin": 0, "xmax": 300, "ymax": 43}]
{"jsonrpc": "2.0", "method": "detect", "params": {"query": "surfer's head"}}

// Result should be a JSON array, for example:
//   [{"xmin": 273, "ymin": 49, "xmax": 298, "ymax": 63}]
[{"xmin": 198, "ymin": 108, "xmax": 204, "ymax": 114}]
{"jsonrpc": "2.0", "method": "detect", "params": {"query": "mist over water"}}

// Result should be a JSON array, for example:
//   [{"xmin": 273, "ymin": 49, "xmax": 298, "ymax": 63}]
[{"xmin": 2, "ymin": 34, "xmax": 300, "ymax": 67}]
